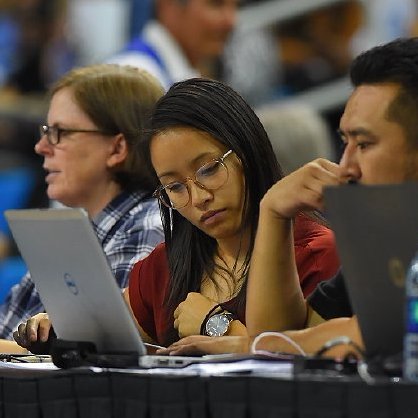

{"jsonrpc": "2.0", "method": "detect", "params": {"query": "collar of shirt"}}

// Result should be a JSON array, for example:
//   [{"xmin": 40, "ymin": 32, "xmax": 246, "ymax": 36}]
[{"xmin": 92, "ymin": 190, "xmax": 153, "ymax": 245}]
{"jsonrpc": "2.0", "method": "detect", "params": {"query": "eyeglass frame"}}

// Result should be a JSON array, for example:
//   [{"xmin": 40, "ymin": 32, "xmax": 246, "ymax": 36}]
[
  {"xmin": 39, "ymin": 124, "xmax": 114, "ymax": 145},
  {"xmin": 153, "ymin": 149, "xmax": 234, "ymax": 209}
]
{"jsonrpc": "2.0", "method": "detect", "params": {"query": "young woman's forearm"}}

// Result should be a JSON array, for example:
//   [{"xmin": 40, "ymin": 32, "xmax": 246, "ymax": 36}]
[
  {"xmin": 254, "ymin": 316, "xmax": 363, "ymax": 358},
  {"xmin": 246, "ymin": 202, "xmax": 306, "ymax": 337}
]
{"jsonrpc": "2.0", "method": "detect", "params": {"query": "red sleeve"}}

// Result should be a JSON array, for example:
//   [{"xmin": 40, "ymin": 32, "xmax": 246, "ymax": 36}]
[
  {"xmin": 128, "ymin": 243, "xmax": 173, "ymax": 344},
  {"xmin": 293, "ymin": 214, "xmax": 340, "ymax": 297}
]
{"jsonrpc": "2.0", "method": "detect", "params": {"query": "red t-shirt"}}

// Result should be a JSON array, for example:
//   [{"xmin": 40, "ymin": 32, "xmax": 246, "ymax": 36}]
[{"xmin": 129, "ymin": 214, "xmax": 339, "ymax": 345}]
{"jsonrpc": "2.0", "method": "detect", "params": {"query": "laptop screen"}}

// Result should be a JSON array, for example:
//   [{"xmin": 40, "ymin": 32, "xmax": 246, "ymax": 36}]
[
  {"xmin": 5, "ymin": 208, "xmax": 147, "ymax": 355},
  {"xmin": 324, "ymin": 183, "xmax": 418, "ymax": 358}
]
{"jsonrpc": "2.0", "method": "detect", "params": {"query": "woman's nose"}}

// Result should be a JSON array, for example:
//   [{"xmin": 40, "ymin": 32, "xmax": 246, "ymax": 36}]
[
  {"xmin": 34, "ymin": 135, "xmax": 52, "ymax": 156},
  {"xmin": 188, "ymin": 180, "xmax": 213, "ymax": 207}
]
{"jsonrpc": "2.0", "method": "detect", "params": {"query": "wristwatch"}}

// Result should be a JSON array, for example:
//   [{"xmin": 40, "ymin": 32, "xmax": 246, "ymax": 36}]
[{"xmin": 205, "ymin": 312, "xmax": 235, "ymax": 337}]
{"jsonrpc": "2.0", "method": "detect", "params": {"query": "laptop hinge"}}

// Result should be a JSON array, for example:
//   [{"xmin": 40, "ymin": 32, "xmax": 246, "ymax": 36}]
[{"xmin": 51, "ymin": 338, "xmax": 139, "ymax": 368}]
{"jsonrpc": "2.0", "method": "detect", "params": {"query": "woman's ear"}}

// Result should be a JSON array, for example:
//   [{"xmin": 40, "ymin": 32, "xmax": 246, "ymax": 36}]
[{"xmin": 107, "ymin": 133, "xmax": 129, "ymax": 168}]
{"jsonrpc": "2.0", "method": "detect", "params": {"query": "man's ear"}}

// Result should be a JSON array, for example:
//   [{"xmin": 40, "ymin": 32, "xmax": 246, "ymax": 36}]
[{"xmin": 107, "ymin": 133, "xmax": 129, "ymax": 168}]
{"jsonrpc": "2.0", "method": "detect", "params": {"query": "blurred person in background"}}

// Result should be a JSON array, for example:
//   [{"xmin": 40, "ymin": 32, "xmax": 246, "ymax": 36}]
[
  {"xmin": 352, "ymin": 0, "xmax": 417, "ymax": 56},
  {"xmin": 0, "ymin": 0, "xmax": 18, "ymax": 86},
  {"xmin": 0, "ymin": 64, "xmax": 164, "ymax": 352},
  {"xmin": 221, "ymin": 26, "xmax": 281, "ymax": 106},
  {"xmin": 109, "ymin": 0, "xmax": 238, "ymax": 89},
  {"xmin": 274, "ymin": 0, "xmax": 363, "ymax": 96},
  {"xmin": 2, "ymin": 0, "xmax": 75, "ymax": 94},
  {"xmin": 0, "ymin": 0, "xmax": 77, "ymax": 259},
  {"xmin": 221, "ymin": 0, "xmax": 362, "ymax": 106},
  {"xmin": 0, "ymin": 0, "xmax": 72, "ymax": 293},
  {"xmin": 257, "ymin": 104, "xmax": 335, "ymax": 175}
]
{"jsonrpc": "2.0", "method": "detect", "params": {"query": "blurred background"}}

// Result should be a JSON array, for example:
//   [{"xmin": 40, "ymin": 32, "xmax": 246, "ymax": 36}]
[{"xmin": 0, "ymin": 0, "xmax": 417, "ymax": 296}]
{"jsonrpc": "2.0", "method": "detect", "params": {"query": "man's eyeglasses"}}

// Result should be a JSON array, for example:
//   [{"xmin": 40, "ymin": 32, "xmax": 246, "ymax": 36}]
[
  {"xmin": 153, "ymin": 149, "xmax": 234, "ymax": 209},
  {"xmin": 39, "ymin": 125, "xmax": 112, "ymax": 145}
]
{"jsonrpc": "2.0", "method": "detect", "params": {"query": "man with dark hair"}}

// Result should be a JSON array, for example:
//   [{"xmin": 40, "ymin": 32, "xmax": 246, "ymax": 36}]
[
  {"xmin": 109, "ymin": 0, "xmax": 237, "ymax": 89},
  {"xmin": 244, "ymin": 37, "xmax": 418, "ymax": 356},
  {"xmin": 154, "ymin": 37, "xmax": 418, "ymax": 358}
]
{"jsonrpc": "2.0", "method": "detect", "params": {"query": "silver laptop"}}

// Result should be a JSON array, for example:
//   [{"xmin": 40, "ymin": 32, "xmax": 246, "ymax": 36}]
[
  {"xmin": 324, "ymin": 183, "xmax": 418, "ymax": 359},
  {"xmin": 5, "ymin": 208, "xmax": 230, "ymax": 368}
]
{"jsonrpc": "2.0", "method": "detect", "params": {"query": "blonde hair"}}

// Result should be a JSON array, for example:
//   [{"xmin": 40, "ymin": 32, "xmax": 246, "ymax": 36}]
[{"xmin": 51, "ymin": 64, "xmax": 165, "ymax": 191}]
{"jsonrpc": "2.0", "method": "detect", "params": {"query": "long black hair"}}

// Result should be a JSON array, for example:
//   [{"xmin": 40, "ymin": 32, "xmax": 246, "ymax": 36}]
[{"xmin": 143, "ymin": 78, "xmax": 283, "ymax": 314}]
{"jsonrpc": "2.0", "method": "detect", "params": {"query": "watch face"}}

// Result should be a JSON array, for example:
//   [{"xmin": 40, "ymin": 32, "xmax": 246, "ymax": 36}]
[{"xmin": 205, "ymin": 313, "xmax": 231, "ymax": 337}]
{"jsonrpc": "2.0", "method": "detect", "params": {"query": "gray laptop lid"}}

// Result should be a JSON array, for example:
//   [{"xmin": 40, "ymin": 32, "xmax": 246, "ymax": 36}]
[
  {"xmin": 5, "ymin": 208, "xmax": 147, "ymax": 356},
  {"xmin": 5, "ymin": 208, "xmax": 244, "ymax": 368},
  {"xmin": 324, "ymin": 183, "xmax": 418, "ymax": 358}
]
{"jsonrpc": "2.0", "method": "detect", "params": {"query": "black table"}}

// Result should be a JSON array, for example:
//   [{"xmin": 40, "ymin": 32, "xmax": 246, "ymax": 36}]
[{"xmin": 1, "ymin": 367, "xmax": 418, "ymax": 418}]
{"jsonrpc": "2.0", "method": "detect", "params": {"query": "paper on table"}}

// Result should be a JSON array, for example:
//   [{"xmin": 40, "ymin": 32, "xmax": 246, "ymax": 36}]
[
  {"xmin": 184, "ymin": 358, "xmax": 293, "ymax": 377},
  {"xmin": 96, "ymin": 358, "xmax": 294, "ymax": 377},
  {"xmin": 0, "ymin": 361, "xmax": 59, "ymax": 370}
]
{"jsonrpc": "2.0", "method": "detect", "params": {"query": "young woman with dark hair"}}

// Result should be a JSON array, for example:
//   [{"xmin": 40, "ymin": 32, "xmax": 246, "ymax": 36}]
[{"xmin": 125, "ymin": 77, "xmax": 339, "ymax": 347}]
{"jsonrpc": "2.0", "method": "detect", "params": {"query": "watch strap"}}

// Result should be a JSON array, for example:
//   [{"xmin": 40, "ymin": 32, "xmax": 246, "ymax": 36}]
[{"xmin": 223, "ymin": 312, "xmax": 235, "ymax": 322}]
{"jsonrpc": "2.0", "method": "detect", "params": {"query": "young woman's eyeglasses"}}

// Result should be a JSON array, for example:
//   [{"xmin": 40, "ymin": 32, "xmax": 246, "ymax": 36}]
[
  {"xmin": 153, "ymin": 149, "xmax": 234, "ymax": 209},
  {"xmin": 39, "ymin": 125, "xmax": 112, "ymax": 145}
]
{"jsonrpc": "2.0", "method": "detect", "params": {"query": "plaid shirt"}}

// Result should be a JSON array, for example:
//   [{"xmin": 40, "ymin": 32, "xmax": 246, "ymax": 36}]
[{"xmin": 0, "ymin": 190, "xmax": 163, "ymax": 339}]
